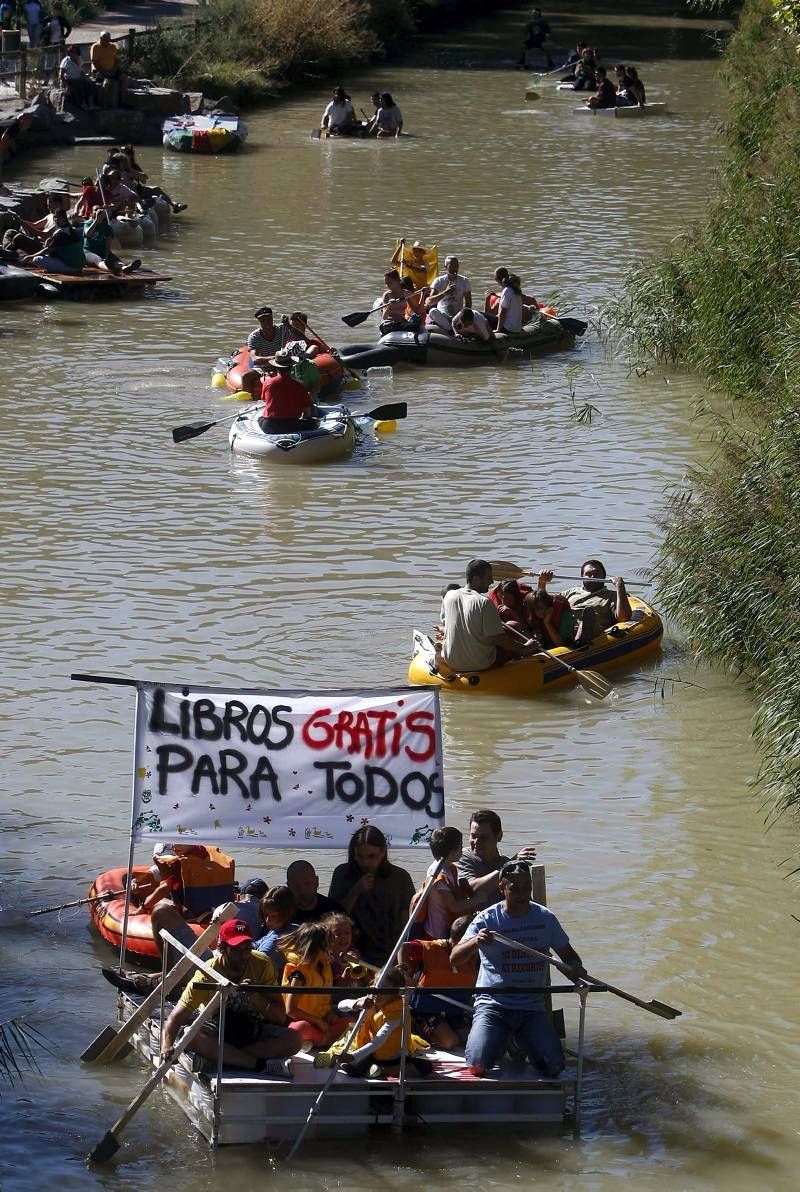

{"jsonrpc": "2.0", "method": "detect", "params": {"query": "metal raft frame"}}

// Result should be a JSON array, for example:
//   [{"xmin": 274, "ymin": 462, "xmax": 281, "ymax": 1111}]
[{"xmin": 120, "ymin": 929, "xmax": 598, "ymax": 1147}]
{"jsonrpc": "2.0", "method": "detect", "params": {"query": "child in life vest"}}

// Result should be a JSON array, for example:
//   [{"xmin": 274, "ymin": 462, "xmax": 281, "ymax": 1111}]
[
  {"xmin": 282, "ymin": 922, "xmax": 348, "ymax": 1047},
  {"xmin": 314, "ymin": 966, "xmax": 431, "ymax": 1077},
  {"xmin": 410, "ymin": 827, "xmax": 501, "ymax": 940},
  {"xmin": 402, "ymin": 913, "xmax": 478, "ymax": 1049},
  {"xmin": 323, "ymin": 912, "xmax": 373, "ymax": 989}
]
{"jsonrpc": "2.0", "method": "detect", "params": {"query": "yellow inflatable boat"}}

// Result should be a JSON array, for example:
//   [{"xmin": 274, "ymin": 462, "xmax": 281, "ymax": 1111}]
[{"xmin": 407, "ymin": 597, "xmax": 663, "ymax": 697}]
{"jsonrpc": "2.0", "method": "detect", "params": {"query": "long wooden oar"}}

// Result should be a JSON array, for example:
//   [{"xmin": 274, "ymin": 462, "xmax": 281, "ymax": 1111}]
[
  {"xmin": 492, "ymin": 933, "xmax": 681, "ymax": 1020},
  {"xmin": 31, "ymin": 890, "xmax": 123, "ymax": 917},
  {"xmin": 301, "ymin": 318, "xmax": 364, "ymax": 385},
  {"xmin": 542, "ymin": 646, "xmax": 614, "ymax": 701},
  {"xmin": 342, "ymin": 283, "xmax": 426, "ymax": 328},
  {"xmin": 88, "ymin": 989, "xmax": 223, "ymax": 1162},
  {"xmin": 490, "ymin": 560, "xmax": 650, "ymax": 586}
]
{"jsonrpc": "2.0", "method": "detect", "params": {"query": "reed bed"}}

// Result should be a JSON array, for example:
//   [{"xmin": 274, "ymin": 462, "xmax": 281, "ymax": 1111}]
[{"xmin": 607, "ymin": 0, "xmax": 800, "ymax": 823}]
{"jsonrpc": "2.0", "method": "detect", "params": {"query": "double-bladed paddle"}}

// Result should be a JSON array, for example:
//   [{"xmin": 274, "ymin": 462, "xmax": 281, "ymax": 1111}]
[
  {"xmin": 172, "ymin": 401, "xmax": 408, "ymax": 445},
  {"xmin": 492, "ymin": 933, "xmax": 681, "ymax": 1020},
  {"xmin": 342, "ymin": 283, "xmax": 427, "ymax": 328}
]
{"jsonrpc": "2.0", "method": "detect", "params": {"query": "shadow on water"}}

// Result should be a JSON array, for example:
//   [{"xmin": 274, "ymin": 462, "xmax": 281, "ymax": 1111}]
[{"xmin": 407, "ymin": 0, "xmax": 732, "ymax": 70}]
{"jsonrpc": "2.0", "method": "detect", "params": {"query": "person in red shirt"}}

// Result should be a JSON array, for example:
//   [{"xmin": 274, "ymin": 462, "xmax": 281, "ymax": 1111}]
[{"xmin": 259, "ymin": 350, "xmax": 314, "ymax": 433}]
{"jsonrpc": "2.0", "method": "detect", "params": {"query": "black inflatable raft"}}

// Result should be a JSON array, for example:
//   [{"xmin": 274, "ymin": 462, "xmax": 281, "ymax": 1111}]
[{"xmin": 338, "ymin": 317, "xmax": 585, "ymax": 369}]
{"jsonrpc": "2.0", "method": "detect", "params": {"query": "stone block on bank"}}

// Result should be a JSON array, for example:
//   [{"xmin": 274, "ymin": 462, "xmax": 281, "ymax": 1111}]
[{"xmin": 124, "ymin": 86, "xmax": 190, "ymax": 117}]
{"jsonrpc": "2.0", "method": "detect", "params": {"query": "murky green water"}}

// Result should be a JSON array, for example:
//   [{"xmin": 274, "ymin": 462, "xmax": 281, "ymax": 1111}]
[{"xmin": 1, "ymin": 3, "xmax": 798, "ymax": 1189}]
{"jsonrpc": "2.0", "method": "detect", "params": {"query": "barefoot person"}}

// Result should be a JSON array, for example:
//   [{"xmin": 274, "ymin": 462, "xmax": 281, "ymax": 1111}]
[{"xmin": 450, "ymin": 860, "xmax": 586, "ymax": 1077}]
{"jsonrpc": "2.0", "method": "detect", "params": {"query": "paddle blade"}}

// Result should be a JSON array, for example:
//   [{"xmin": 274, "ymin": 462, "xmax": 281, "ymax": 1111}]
[
  {"xmin": 81, "ymin": 1025, "xmax": 119, "ymax": 1063},
  {"xmin": 489, "ymin": 560, "xmax": 530, "ymax": 581},
  {"xmin": 575, "ymin": 668, "xmax": 614, "ymax": 701},
  {"xmin": 172, "ymin": 421, "xmax": 215, "ymax": 444},
  {"xmin": 558, "ymin": 316, "xmax": 588, "ymax": 336},
  {"xmin": 89, "ymin": 1130, "xmax": 120, "ymax": 1164},
  {"xmin": 648, "ymin": 1000, "xmax": 682, "ymax": 1020},
  {"xmin": 366, "ymin": 402, "xmax": 407, "ymax": 421},
  {"xmin": 342, "ymin": 310, "xmax": 370, "ymax": 327}
]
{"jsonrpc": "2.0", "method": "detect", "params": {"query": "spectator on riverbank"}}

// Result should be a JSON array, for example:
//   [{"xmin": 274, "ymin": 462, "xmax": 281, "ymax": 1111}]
[
  {"xmin": 24, "ymin": 0, "xmax": 43, "ymax": 47},
  {"xmin": 59, "ymin": 45, "xmax": 97, "ymax": 110},
  {"xmin": 91, "ymin": 31, "xmax": 129, "ymax": 105}
]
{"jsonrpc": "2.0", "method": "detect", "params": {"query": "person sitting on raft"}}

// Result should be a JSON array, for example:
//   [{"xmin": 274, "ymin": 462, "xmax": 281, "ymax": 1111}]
[
  {"xmin": 538, "ymin": 559, "xmax": 631, "ymax": 641},
  {"xmin": 457, "ymin": 808, "xmax": 538, "ymax": 910},
  {"xmin": 314, "ymin": 966, "xmax": 432, "ymax": 1078},
  {"xmin": 253, "ymin": 884, "xmax": 297, "ymax": 976},
  {"xmin": 402, "ymin": 241, "xmax": 434, "ymax": 291},
  {"xmin": 451, "ymin": 307, "xmax": 494, "ymax": 342},
  {"xmin": 378, "ymin": 269, "xmax": 419, "ymax": 333},
  {"xmin": 253, "ymin": 349, "xmax": 315, "ymax": 434},
  {"xmin": 368, "ymin": 91, "xmax": 403, "ymax": 137},
  {"xmin": 523, "ymin": 589, "xmax": 576, "ymax": 647},
  {"xmin": 402, "ymin": 913, "xmax": 477, "ymax": 1049},
  {"xmin": 570, "ymin": 47, "xmax": 598, "ymax": 90},
  {"xmin": 248, "ymin": 305, "xmax": 285, "ymax": 367},
  {"xmin": 437, "ymin": 559, "xmax": 541, "ymax": 675},
  {"xmin": 160, "ymin": 917, "xmax": 301, "ymax": 1076},
  {"xmin": 587, "ymin": 66, "xmax": 617, "ymax": 109},
  {"xmin": 118, "ymin": 143, "xmax": 187, "ymax": 212},
  {"xmin": 324, "ymin": 912, "xmax": 373, "ymax": 989},
  {"xmin": 411, "ymin": 826, "xmax": 501, "ymax": 941},
  {"xmin": 620, "ymin": 66, "xmax": 646, "ymax": 106},
  {"xmin": 484, "ymin": 267, "xmax": 539, "ymax": 327},
  {"xmin": 321, "ymin": 86, "xmax": 358, "ymax": 135},
  {"xmin": 329, "ymin": 825, "xmax": 415, "ymax": 967},
  {"xmin": 283, "ymin": 311, "xmax": 322, "ymax": 358},
  {"xmin": 83, "ymin": 206, "xmax": 141, "ymax": 275},
  {"xmin": 21, "ymin": 207, "xmax": 85, "ymax": 274},
  {"xmin": 560, "ymin": 41, "xmax": 587, "ymax": 73},
  {"xmin": 282, "ymin": 921, "xmax": 350, "ymax": 1048},
  {"xmin": 425, "ymin": 255, "xmax": 471, "ymax": 334},
  {"xmin": 400, "ymin": 274, "xmax": 427, "ymax": 319}
]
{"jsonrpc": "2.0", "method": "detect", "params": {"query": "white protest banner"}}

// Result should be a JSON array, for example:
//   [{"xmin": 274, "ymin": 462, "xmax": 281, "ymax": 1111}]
[{"xmin": 131, "ymin": 683, "xmax": 445, "ymax": 848}]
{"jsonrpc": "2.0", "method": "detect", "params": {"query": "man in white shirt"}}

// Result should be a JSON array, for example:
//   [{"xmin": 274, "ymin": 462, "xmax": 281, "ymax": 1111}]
[
  {"xmin": 321, "ymin": 86, "xmax": 356, "ymax": 134},
  {"xmin": 440, "ymin": 559, "xmax": 540, "ymax": 674},
  {"xmin": 451, "ymin": 307, "xmax": 492, "ymax": 341},
  {"xmin": 426, "ymin": 255, "xmax": 471, "ymax": 333}
]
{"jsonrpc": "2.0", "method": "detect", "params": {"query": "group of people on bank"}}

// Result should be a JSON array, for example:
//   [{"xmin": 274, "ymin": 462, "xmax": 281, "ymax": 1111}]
[
  {"xmin": 0, "ymin": 144, "xmax": 186, "ymax": 276},
  {"xmin": 105, "ymin": 813, "xmax": 585, "ymax": 1081},
  {"xmin": 377, "ymin": 253, "xmax": 545, "ymax": 340},
  {"xmin": 320, "ymin": 86, "xmax": 404, "ymax": 137},
  {"xmin": 437, "ymin": 558, "xmax": 631, "ymax": 675}
]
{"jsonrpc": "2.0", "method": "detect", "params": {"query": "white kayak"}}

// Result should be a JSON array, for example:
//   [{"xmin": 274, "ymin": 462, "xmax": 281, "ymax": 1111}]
[
  {"xmin": 574, "ymin": 102, "xmax": 668, "ymax": 117},
  {"xmin": 229, "ymin": 405, "xmax": 357, "ymax": 463}
]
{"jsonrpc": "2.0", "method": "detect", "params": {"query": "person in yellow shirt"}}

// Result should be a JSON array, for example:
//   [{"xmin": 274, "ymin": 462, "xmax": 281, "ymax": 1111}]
[
  {"xmin": 90, "ymin": 31, "xmax": 128, "ymax": 102},
  {"xmin": 160, "ymin": 918, "xmax": 301, "ymax": 1075},
  {"xmin": 283, "ymin": 922, "xmax": 349, "ymax": 1047}
]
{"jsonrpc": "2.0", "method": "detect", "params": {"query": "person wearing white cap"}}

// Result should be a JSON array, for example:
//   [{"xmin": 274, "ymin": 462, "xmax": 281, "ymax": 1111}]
[{"xmin": 425, "ymin": 255, "xmax": 472, "ymax": 334}]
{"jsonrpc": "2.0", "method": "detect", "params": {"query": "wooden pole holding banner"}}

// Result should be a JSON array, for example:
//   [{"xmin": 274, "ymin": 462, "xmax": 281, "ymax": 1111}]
[
  {"xmin": 118, "ymin": 686, "xmax": 142, "ymax": 970},
  {"xmin": 285, "ymin": 856, "xmax": 446, "ymax": 1162}
]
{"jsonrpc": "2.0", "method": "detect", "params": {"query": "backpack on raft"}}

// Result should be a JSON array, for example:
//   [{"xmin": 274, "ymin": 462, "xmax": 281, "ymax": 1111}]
[{"xmin": 154, "ymin": 845, "xmax": 236, "ymax": 918}]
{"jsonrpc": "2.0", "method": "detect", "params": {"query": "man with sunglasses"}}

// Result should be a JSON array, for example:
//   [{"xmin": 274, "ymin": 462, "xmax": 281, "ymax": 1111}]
[{"xmin": 450, "ymin": 860, "xmax": 585, "ymax": 1078}]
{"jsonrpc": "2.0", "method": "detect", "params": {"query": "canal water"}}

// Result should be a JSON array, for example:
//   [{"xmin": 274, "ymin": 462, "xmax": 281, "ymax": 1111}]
[{"xmin": 2, "ymin": 2, "xmax": 798, "ymax": 1188}]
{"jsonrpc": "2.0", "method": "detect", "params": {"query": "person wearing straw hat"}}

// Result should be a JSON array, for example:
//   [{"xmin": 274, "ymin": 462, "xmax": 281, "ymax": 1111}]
[
  {"xmin": 258, "ymin": 349, "xmax": 314, "ymax": 433},
  {"xmin": 450, "ymin": 860, "xmax": 585, "ymax": 1078}
]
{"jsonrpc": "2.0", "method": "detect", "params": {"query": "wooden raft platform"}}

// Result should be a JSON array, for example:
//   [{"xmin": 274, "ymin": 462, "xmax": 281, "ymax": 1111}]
[
  {"xmin": 16, "ymin": 264, "xmax": 172, "ymax": 297},
  {"xmin": 119, "ymin": 993, "xmax": 574, "ymax": 1146}
]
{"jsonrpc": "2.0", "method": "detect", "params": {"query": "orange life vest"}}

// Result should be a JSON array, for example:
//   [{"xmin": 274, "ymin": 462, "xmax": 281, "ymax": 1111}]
[{"xmin": 154, "ymin": 846, "xmax": 235, "ymax": 917}]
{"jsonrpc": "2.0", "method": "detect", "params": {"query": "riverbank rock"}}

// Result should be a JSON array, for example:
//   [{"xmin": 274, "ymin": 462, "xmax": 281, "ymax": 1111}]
[{"xmin": 124, "ymin": 86, "xmax": 190, "ymax": 118}]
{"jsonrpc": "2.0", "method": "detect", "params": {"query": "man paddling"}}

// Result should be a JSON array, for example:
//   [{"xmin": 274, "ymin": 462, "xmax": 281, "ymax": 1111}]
[
  {"xmin": 160, "ymin": 918, "xmax": 300, "ymax": 1075},
  {"xmin": 450, "ymin": 860, "xmax": 585, "ymax": 1078},
  {"xmin": 539, "ymin": 558, "xmax": 631, "ymax": 641},
  {"xmin": 438, "ymin": 559, "xmax": 540, "ymax": 675}
]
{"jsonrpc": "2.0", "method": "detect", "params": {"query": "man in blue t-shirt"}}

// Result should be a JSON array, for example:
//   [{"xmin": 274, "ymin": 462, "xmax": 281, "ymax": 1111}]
[{"xmin": 450, "ymin": 860, "xmax": 585, "ymax": 1076}]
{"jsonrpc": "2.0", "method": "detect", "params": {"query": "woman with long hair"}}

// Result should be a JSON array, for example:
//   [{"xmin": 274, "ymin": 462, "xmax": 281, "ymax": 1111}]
[{"xmin": 328, "ymin": 826, "xmax": 415, "ymax": 965}]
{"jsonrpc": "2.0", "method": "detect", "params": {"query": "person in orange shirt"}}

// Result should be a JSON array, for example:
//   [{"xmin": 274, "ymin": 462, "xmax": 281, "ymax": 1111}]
[{"xmin": 402, "ymin": 914, "xmax": 477, "ymax": 1048}]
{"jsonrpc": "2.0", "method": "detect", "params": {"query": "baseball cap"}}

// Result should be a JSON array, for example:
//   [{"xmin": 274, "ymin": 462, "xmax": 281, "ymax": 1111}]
[
  {"xmin": 242, "ymin": 877, "xmax": 268, "ymax": 898},
  {"xmin": 218, "ymin": 918, "xmax": 254, "ymax": 947}
]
